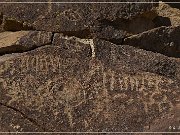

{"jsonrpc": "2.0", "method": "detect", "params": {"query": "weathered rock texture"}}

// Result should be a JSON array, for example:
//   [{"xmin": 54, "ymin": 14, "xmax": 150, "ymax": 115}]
[
  {"xmin": 156, "ymin": 2, "xmax": 180, "ymax": 26},
  {"xmin": 124, "ymin": 26, "xmax": 180, "ymax": 57},
  {"xmin": 0, "ymin": 0, "xmax": 180, "ymax": 133}
]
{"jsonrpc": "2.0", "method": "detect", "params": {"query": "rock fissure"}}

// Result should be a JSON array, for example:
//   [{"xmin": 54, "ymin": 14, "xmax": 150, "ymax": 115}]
[
  {"xmin": 0, "ymin": 102, "xmax": 46, "ymax": 131},
  {"xmin": 2, "ymin": 18, "xmax": 34, "ymax": 32},
  {"xmin": 0, "ymin": 31, "xmax": 54, "ymax": 56}
]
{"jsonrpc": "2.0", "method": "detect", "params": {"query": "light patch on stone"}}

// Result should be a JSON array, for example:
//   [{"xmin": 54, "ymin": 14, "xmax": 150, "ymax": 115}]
[
  {"xmin": 63, "ymin": 36, "xmax": 95, "ymax": 58},
  {"xmin": 0, "ymin": 31, "xmax": 29, "ymax": 48}
]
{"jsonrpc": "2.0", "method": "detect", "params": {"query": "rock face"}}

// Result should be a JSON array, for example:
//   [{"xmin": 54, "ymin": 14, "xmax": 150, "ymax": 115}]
[
  {"xmin": 0, "ymin": 0, "xmax": 180, "ymax": 133},
  {"xmin": 1, "ymin": 35, "xmax": 180, "ymax": 132},
  {"xmin": 0, "ymin": 0, "xmax": 158, "ymax": 40},
  {"xmin": 124, "ymin": 26, "xmax": 180, "ymax": 57}
]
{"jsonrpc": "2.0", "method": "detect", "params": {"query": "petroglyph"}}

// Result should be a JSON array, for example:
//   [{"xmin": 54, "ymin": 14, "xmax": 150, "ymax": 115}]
[
  {"xmin": 88, "ymin": 65, "xmax": 167, "ymax": 93},
  {"xmin": 1, "ymin": 53, "xmax": 177, "ymax": 117},
  {"xmin": 81, "ymin": 62, "xmax": 178, "ymax": 116},
  {"xmin": 0, "ymin": 78, "xmax": 6, "ymax": 90},
  {"xmin": 64, "ymin": 105, "xmax": 74, "ymax": 128},
  {"xmin": 19, "ymin": 54, "xmax": 61, "ymax": 73},
  {"xmin": 4, "ymin": 75, "xmax": 83, "ymax": 111},
  {"xmin": 0, "ymin": 60, "xmax": 14, "ymax": 74},
  {"xmin": 31, "ymin": 31, "xmax": 51, "ymax": 45},
  {"xmin": 116, "ymin": 73, "xmax": 162, "ymax": 92},
  {"xmin": 63, "ymin": 9, "xmax": 82, "ymax": 22},
  {"xmin": 1, "ymin": 53, "xmax": 179, "ymax": 132}
]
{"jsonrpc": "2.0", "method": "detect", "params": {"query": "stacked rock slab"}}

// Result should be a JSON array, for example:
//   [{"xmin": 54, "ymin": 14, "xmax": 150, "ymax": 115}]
[
  {"xmin": 0, "ymin": 31, "xmax": 53, "ymax": 55},
  {"xmin": 156, "ymin": 2, "xmax": 180, "ymax": 26},
  {"xmin": 0, "ymin": 0, "xmax": 158, "ymax": 40},
  {"xmin": 0, "ymin": 0, "xmax": 180, "ymax": 133},
  {"xmin": 124, "ymin": 26, "xmax": 180, "ymax": 57}
]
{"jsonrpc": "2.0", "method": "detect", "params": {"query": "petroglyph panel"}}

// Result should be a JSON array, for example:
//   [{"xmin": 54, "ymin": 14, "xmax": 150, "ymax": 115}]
[
  {"xmin": 19, "ymin": 54, "xmax": 62, "ymax": 74},
  {"xmin": 18, "ymin": 31, "xmax": 53, "ymax": 47},
  {"xmin": 0, "ymin": 37, "xmax": 179, "ymax": 132}
]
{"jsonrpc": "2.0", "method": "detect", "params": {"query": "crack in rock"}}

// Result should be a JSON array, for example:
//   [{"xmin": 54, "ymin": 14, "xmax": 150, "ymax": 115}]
[
  {"xmin": 0, "ymin": 31, "xmax": 53, "ymax": 56},
  {"xmin": 3, "ymin": 18, "xmax": 34, "ymax": 32},
  {"xmin": 0, "ymin": 12, "xmax": 3, "ymax": 25},
  {"xmin": 0, "ymin": 102, "xmax": 46, "ymax": 131}
]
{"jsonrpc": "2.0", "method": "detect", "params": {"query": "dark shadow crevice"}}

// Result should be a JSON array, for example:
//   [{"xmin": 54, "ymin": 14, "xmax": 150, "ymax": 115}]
[
  {"xmin": 123, "ymin": 26, "xmax": 180, "ymax": 58},
  {"xmin": 95, "ymin": 10, "xmax": 172, "ymax": 45},
  {"xmin": 98, "ymin": 15, "xmax": 172, "ymax": 34},
  {"xmin": 98, "ymin": 11, "xmax": 162, "ymax": 35},
  {"xmin": 0, "ymin": 31, "xmax": 55, "ymax": 56},
  {"xmin": 100, "ymin": 38, "xmax": 124, "ymax": 45},
  {"xmin": 59, "ymin": 28, "xmax": 92, "ymax": 39},
  {"xmin": 122, "ymin": 42, "xmax": 180, "ymax": 58},
  {"xmin": 0, "ymin": 44, "xmax": 49, "ymax": 56},
  {"xmin": 50, "ymin": 32, "xmax": 55, "ymax": 44},
  {"xmin": 0, "ymin": 13, "xmax": 3, "ymax": 25},
  {"xmin": 153, "ymin": 16, "xmax": 172, "ymax": 27},
  {"xmin": 3, "ymin": 19, "xmax": 35, "ymax": 32}
]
